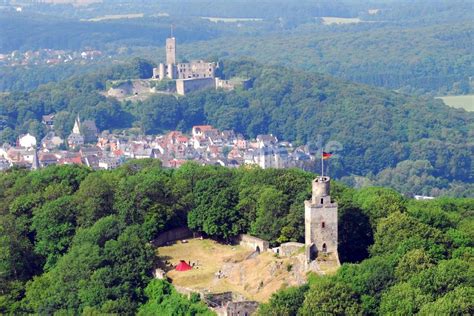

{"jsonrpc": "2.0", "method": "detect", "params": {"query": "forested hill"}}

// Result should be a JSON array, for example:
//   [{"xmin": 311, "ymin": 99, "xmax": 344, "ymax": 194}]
[
  {"xmin": 1, "ymin": 162, "xmax": 473, "ymax": 314},
  {"xmin": 176, "ymin": 21, "xmax": 473, "ymax": 95},
  {"xmin": 0, "ymin": 59, "xmax": 472, "ymax": 196},
  {"xmin": 1, "ymin": 0, "xmax": 472, "ymax": 94}
]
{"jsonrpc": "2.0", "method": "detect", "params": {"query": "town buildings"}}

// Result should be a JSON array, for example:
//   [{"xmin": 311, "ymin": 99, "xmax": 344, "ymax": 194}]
[{"xmin": 0, "ymin": 121, "xmax": 316, "ymax": 172}]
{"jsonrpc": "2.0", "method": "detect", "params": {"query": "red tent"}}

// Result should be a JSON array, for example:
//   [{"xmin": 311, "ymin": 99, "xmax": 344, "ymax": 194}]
[{"xmin": 175, "ymin": 260, "xmax": 192, "ymax": 272}]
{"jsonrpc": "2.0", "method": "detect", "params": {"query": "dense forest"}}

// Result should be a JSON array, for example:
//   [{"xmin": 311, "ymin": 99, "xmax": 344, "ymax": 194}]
[
  {"xmin": 1, "ymin": 0, "xmax": 472, "ymax": 94},
  {"xmin": 1, "ymin": 161, "xmax": 472, "ymax": 314},
  {"xmin": 178, "ymin": 22, "xmax": 473, "ymax": 95},
  {"xmin": 1, "ymin": 59, "xmax": 472, "ymax": 196}
]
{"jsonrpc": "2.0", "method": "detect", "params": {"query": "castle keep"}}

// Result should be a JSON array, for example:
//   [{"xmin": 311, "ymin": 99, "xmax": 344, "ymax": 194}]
[
  {"xmin": 153, "ymin": 37, "xmax": 217, "ymax": 81},
  {"xmin": 152, "ymin": 36, "xmax": 248, "ymax": 95},
  {"xmin": 153, "ymin": 36, "xmax": 217, "ymax": 95},
  {"xmin": 305, "ymin": 176, "xmax": 339, "ymax": 266}
]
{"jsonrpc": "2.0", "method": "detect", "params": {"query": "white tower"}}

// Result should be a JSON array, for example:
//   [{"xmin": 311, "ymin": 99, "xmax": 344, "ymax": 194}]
[{"xmin": 72, "ymin": 116, "xmax": 81, "ymax": 134}]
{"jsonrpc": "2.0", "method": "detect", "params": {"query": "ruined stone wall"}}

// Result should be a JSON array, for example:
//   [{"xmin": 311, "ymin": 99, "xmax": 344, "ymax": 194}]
[
  {"xmin": 226, "ymin": 301, "xmax": 259, "ymax": 316},
  {"xmin": 236, "ymin": 234, "xmax": 269, "ymax": 252},
  {"xmin": 177, "ymin": 61, "xmax": 216, "ymax": 79},
  {"xmin": 204, "ymin": 292, "xmax": 233, "ymax": 308},
  {"xmin": 279, "ymin": 242, "xmax": 305, "ymax": 257},
  {"xmin": 150, "ymin": 227, "xmax": 194, "ymax": 247},
  {"xmin": 176, "ymin": 77, "xmax": 215, "ymax": 95}
]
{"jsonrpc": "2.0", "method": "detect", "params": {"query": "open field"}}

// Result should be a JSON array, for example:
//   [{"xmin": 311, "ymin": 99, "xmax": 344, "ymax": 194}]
[
  {"xmin": 84, "ymin": 14, "xmax": 144, "ymax": 22},
  {"xmin": 201, "ymin": 17, "xmax": 263, "ymax": 23},
  {"xmin": 320, "ymin": 17, "xmax": 362, "ymax": 25},
  {"xmin": 437, "ymin": 94, "xmax": 474, "ymax": 111},
  {"xmin": 157, "ymin": 238, "xmax": 308, "ymax": 302},
  {"xmin": 41, "ymin": 0, "xmax": 101, "ymax": 5}
]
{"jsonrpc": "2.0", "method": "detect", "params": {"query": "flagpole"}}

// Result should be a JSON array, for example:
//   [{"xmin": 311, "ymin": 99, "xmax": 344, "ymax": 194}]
[
  {"xmin": 321, "ymin": 149, "xmax": 324, "ymax": 177},
  {"xmin": 327, "ymin": 157, "xmax": 329, "ymax": 178}
]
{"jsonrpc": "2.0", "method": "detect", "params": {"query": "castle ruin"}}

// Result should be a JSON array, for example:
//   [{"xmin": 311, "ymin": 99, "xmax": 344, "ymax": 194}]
[
  {"xmin": 152, "ymin": 36, "xmax": 217, "ymax": 95},
  {"xmin": 152, "ymin": 36, "xmax": 248, "ymax": 95}
]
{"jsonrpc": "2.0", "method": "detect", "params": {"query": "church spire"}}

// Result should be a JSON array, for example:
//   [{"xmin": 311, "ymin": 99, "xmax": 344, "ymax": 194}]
[
  {"xmin": 31, "ymin": 148, "xmax": 40, "ymax": 171},
  {"xmin": 72, "ymin": 115, "xmax": 81, "ymax": 134}
]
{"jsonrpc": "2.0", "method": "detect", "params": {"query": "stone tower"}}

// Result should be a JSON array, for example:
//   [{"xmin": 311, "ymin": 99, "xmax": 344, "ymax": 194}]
[
  {"xmin": 166, "ymin": 37, "xmax": 176, "ymax": 65},
  {"xmin": 304, "ymin": 176, "xmax": 338, "ymax": 263}
]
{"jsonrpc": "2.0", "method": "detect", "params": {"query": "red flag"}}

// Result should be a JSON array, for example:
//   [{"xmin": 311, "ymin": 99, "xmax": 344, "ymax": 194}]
[{"xmin": 322, "ymin": 152, "xmax": 333, "ymax": 160}]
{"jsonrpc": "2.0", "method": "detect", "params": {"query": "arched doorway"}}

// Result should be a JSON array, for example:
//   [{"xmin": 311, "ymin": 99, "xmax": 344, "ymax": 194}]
[
  {"xmin": 322, "ymin": 243, "xmax": 327, "ymax": 253},
  {"xmin": 309, "ymin": 244, "xmax": 317, "ymax": 261}
]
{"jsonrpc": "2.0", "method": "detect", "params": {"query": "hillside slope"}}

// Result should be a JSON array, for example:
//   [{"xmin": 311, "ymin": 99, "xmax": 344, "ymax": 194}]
[{"xmin": 1, "ymin": 60, "xmax": 472, "ymax": 195}]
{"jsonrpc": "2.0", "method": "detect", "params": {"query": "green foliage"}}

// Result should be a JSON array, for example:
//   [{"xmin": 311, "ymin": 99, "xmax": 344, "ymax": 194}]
[
  {"xmin": 300, "ymin": 276, "xmax": 363, "ymax": 315},
  {"xmin": 250, "ymin": 187, "xmax": 288, "ymax": 244},
  {"xmin": 379, "ymin": 282, "xmax": 431, "ymax": 315},
  {"xmin": 257, "ymin": 284, "xmax": 308, "ymax": 316},
  {"xmin": 352, "ymin": 187, "xmax": 406, "ymax": 228},
  {"xmin": 418, "ymin": 286, "xmax": 474, "ymax": 315},
  {"xmin": 138, "ymin": 279, "xmax": 214, "ymax": 316},
  {"xmin": 31, "ymin": 196, "xmax": 77, "ymax": 270},
  {"xmin": 75, "ymin": 172, "xmax": 116, "ymax": 227},
  {"xmin": 1, "ymin": 162, "xmax": 472, "ymax": 314},
  {"xmin": 394, "ymin": 249, "xmax": 434, "ymax": 282},
  {"xmin": 188, "ymin": 173, "xmax": 243, "ymax": 240},
  {"xmin": 22, "ymin": 219, "xmax": 155, "ymax": 314},
  {"xmin": 338, "ymin": 201, "xmax": 373, "ymax": 263},
  {"xmin": 370, "ymin": 212, "xmax": 447, "ymax": 260}
]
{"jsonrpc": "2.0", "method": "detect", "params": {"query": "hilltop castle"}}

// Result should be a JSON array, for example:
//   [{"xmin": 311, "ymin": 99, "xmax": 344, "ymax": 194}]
[
  {"xmin": 304, "ymin": 176, "xmax": 340, "ymax": 269},
  {"xmin": 270, "ymin": 174, "xmax": 340, "ymax": 272},
  {"xmin": 152, "ymin": 36, "xmax": 248, "ymax": 95}
]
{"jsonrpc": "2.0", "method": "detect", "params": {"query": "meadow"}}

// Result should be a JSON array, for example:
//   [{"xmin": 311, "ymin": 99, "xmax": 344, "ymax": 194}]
[{"xmin": 437, "ymin": 94, "xmax": 474, "ymax": 111}]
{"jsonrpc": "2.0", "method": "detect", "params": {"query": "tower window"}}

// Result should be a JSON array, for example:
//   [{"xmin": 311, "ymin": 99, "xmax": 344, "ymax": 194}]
[
  {"xmin": 320, "ymin": 198, "xmax": 324, "ymax": 204},
  {"xmin": 321, "ymin": 222, "xmax": 325, "ymax": 228}
]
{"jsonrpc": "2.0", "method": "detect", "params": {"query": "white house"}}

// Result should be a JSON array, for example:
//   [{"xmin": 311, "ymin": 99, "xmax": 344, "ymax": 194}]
[{"xmin": 19, "ymin": 133, "xmax": 37, "ymax": 148}]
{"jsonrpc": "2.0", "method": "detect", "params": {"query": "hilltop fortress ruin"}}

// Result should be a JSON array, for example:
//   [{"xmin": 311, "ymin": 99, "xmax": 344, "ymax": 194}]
[
  {"xmin": 271, "ymin": 175, "xmax": 340, "ymax": 271},
  {"xmin": 152, "ymin": 36, "xmax": 249, "ymax": 95},
  {"xmin": 151, "ymin": 174, "xmax": 340, "ymax": 314},
  {"xmin": 107, "ymin": 35, "xmax": 249, "ymax": 99}
]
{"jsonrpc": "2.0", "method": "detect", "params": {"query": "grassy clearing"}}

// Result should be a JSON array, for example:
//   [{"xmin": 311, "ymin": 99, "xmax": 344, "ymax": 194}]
[
  {"xmin": 437, "ymin": 95, "xmax": 474, "ymax": 111},
  {"xmin": 157, "ymin": 238, "xmax": 310, "ymax": 302}
]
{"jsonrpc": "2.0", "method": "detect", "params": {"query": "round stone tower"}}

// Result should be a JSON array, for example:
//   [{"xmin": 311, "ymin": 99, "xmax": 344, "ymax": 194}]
[
  {"xmin": 305, "ymin": 175, "xmax": 338, "ymax": 265},
  {"xmin": 312, "ymin": 176, "xmax": 330, "ymax": 203}
]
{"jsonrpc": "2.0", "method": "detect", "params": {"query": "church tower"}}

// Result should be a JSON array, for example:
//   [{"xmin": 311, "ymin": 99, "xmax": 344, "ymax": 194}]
[
  {"xmin": 72, "ymin": 116, "xmax": 81, "ymax": 134},
  {"xmin": 304, "ymin": 176, "xmax": 338, "ymax": 263}
]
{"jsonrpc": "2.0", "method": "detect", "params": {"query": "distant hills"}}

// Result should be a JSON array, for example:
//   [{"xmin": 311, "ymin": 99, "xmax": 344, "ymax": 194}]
[{"xmin": 1, "ymin": 0, "xmax": 472, "ymax": 94}]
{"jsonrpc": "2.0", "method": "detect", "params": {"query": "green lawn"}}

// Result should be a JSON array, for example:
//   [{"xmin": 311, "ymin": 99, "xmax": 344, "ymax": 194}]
[{"xmin": 437, "ymin": 95, "xmax": 474, "ymax": 111}]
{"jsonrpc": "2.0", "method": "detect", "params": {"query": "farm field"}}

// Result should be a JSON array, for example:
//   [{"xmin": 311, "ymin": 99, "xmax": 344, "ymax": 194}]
[{"xmin": 437, "ymin": 94, "xmax": 474, "ymax": 111}]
